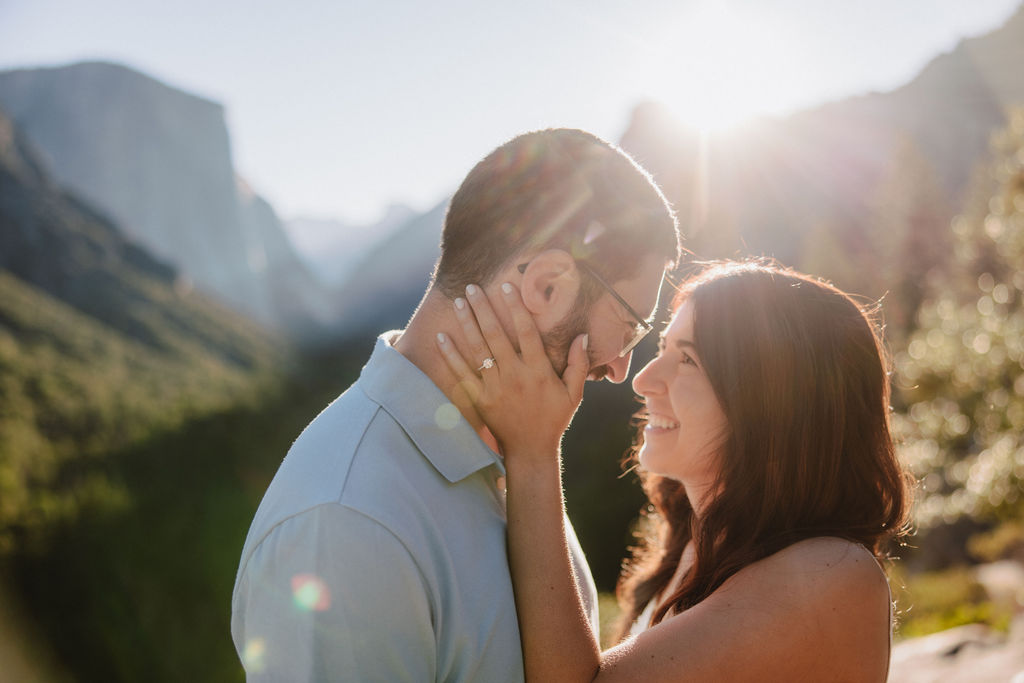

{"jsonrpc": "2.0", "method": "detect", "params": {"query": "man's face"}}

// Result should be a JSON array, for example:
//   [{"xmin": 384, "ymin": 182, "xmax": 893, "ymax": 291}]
[{"xmin": 542, "ymin": 254, "xmax": 667, "ymax": 384}]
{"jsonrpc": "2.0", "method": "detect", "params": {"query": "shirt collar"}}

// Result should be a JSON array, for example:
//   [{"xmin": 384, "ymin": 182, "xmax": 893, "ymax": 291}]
[{"xmin": 358, "ymin": 331, "xmax": 505, "ymax": 483}]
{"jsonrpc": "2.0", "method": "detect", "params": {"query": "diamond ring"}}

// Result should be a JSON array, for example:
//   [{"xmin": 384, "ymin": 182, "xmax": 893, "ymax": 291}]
[{"xmin": 477, "ymin": 357, "xmax": 496, "ymax": 371}]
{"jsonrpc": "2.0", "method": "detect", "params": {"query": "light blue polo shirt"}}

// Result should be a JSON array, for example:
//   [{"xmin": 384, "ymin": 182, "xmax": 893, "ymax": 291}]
[{"xmin": 231, "ymin": 332, "xmax": 598, "ymax": 681}]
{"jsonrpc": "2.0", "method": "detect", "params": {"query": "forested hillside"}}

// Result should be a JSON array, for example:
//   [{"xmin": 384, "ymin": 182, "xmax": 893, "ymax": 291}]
[{"xmin": 0, "ymin": 105, "xmax": 318, "ymax": 679}]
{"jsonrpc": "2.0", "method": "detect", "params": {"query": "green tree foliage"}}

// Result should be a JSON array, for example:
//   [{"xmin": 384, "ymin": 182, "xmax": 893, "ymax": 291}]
[{"xmin": 895, "ymin": 109, "xmax": 1024, "ymax": 528}]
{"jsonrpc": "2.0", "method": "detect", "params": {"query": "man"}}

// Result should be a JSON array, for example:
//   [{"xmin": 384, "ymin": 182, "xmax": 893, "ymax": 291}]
[{"xmin": 231, "ymin": 128, "xmax": 680, "ymax": 680}]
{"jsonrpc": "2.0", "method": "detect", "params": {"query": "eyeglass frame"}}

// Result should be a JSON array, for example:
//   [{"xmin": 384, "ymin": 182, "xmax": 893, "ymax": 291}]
[{"xmin": 516, "ymin": 260, "xmax": 657, "ymax": 357}]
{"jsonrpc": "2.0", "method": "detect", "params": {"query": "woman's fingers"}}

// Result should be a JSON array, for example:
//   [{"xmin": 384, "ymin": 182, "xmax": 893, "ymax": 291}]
[
  {"xmin": 436, "ymin": 332, "xmax": 479, "ymax": 387},
  {"xmin": 499, "ymin": 282, "xmax": 547, "ymax": 366},
  {"xmin": 453, "ymin": 291, "xmax": 497, "ymax": 372},
  {"xmin": 562, "ymin": 334, "xmax": 589, "ymax": 406},
  {"xmin": 464, "ymin": 284, "xmax": 517, "ymax": 365}
]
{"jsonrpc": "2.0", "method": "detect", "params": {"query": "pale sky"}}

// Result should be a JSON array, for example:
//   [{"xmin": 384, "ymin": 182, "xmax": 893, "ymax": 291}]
[{"xmin": 0, "ymin": 0, "xmax": 1021, "ymax": 224}]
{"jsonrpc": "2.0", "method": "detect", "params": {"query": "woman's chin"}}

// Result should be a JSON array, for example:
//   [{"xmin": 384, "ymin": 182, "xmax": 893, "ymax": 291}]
[{"xmin": 637, "ymin": 448, "xmax": 672, "ymax": 478}]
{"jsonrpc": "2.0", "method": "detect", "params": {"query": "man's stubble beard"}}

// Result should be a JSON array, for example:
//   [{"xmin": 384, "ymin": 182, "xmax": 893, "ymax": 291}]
[{"xmin": 540, "ymin": 291, "xmax": 600, "ymax": 378}]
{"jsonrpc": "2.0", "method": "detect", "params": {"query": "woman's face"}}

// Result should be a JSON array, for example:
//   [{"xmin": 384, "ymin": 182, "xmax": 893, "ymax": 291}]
[{"xmin": 632, "ymin": 299, "xmax": 727, "ymax": 488}]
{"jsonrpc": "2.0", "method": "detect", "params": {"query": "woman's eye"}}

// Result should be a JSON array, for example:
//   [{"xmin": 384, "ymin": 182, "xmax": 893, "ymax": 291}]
[{"xmin": 680, "ymin": 352, "xmax": 696, "ymax": 367}]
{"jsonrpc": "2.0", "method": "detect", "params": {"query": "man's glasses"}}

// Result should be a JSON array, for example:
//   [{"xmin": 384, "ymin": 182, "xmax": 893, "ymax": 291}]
[{"xmin": 517, "ymin": 260, "xmax": 654, "ymax": 358}]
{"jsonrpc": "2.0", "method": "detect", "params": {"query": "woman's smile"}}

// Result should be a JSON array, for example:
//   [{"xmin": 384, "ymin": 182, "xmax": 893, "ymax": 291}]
[{"xmin": 645, "ymin": 413, "xmax": 680, "ymax": 432}]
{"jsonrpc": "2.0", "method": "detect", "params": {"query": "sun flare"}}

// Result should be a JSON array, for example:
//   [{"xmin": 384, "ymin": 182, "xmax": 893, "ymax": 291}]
[{"xmin": 640, "ymin": 2, "xmax": 816, "ymax": 133}]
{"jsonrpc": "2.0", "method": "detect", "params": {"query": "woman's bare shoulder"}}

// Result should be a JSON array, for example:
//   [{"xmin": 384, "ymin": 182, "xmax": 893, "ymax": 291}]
[
  {"xmin": 603, "ymin": 539, "xmax": 891, "ymax": 681},
  {"xmin": 764, "ymin": 537, "xmax": 885, "ymax": 593},
  {"xmin": 710, "ymin": 537, "xmax": 889, "ymax": 677},
  {"xmin": 601, "ymin": 538, "xmax": 891, "ymax": 681},
  {"xmin": 715, "ymin": 536, "xmax": 887, "ymax": 606}
]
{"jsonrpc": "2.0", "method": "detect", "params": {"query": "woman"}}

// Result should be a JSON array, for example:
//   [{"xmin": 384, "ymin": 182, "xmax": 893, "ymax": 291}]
[{"xmin": 436, "ymin": 259, "xmax": 911, "ymax": 682}]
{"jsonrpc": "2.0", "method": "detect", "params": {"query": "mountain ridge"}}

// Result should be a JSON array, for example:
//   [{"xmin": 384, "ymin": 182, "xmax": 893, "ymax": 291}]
[
  {"xmin": 617, "ymin": 3, "xmax": 1022, "ymax": 268},
  {"xmin": 286, "ymin": 203, "xmax": 417, "ymax": 287},
  {"xmin": 330, "ymin": 4, "xmax": 1024, "ymax": 341}
]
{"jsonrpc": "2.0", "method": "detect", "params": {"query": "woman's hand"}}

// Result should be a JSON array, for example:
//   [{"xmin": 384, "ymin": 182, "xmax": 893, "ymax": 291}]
[
  {"xmin": 436, "ymin": 282, "xmax": 588, "ymax": 460},
  {"xmin": 439, "ymin": 283, "xmax": 603, "ymax": 683}
]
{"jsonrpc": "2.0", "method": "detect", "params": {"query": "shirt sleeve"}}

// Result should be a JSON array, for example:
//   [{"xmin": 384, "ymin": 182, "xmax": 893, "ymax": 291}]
[{"xmin": 232, "ymin": 503, "xmax": 436, "ymax": 682}]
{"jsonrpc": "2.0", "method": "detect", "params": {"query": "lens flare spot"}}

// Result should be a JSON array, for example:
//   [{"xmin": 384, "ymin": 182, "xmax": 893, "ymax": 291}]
[
  {"xmin": 291, "ymin": 573, "xmax": 331, "ymax": 611},
  {"xmin": 242, "ymin": 638, "xmax": 266, "ymax": 673},
  {"xmin": 434, "ymin": 402, "xmax": 461, "ymax": 430}
]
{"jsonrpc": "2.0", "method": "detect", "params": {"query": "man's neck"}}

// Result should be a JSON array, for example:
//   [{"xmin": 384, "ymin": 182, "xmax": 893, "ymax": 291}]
[{"xmin": 392, "ymin": 289, "xmax": 499, "ymax": 451}]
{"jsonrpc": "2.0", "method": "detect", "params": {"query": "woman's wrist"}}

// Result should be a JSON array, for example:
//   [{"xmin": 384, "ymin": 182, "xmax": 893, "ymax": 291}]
[
  {"xmin": 504, "ymin": 445, "xmax": 562, "ymax": 486},
  {"xmin": 501, "ymin": 442, "xmax": 561, "ymax": 468}
]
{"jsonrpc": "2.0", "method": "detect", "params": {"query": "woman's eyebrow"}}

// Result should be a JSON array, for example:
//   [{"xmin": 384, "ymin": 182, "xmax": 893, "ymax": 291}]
[
  {"xmin": 676, "ymin": 338, "xmax": 704, "ymax": 367},
  {"xmin": 658, "ymin": 334, "xmax": 698, "ymax": 353}
]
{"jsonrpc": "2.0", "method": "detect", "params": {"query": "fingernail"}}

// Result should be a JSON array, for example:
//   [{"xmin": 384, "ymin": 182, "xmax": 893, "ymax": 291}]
[
  {"xmin": 455, "ymin": 297, "xmax": 466, "ymax": 310},
  {"xmin": 582, "ymin": 334, "xmax": 589, "ymax": 350},
  {"xmin": 466, "ymin": 284, "xmax": 478, "ymax": 296},
  {"xmin": 437, "ymin": 332, "xmax": 447, "ymax": 344},
  {"xmin": 501, "ymin": 282, "xmax": 512, "ymax": 294}
]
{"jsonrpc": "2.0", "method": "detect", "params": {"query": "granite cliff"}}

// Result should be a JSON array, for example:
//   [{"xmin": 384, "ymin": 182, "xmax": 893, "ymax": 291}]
[
  {"xmin": 0, "ymin": 61, "xmax": 332, "ymax": 337},
  {"xmin": 0, "ymin": 103, "xmax": 280, "ymax": 366}
]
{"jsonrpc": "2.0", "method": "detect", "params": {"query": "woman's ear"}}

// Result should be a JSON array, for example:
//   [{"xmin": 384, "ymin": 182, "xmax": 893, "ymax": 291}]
[{"xmin": 518, "ymin": 249, "xmax": 581, "ymax": 330}]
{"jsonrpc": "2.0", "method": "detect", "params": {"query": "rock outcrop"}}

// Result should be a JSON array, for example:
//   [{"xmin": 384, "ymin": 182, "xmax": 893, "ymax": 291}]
[{"xmin": 889, "ymin": 617, "xmax": 1024, "ymax": 682}]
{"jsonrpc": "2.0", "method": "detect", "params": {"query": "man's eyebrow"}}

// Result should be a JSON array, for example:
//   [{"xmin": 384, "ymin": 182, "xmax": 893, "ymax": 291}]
[{"xmin": 616, "ymin": 299, "xmax": 654, "ymax": 326}]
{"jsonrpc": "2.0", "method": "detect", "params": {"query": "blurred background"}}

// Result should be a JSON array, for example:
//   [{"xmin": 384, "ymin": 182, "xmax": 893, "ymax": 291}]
[{"xmin": 1, "ymin": 0, "xmax": 1023, "ymax": 680}]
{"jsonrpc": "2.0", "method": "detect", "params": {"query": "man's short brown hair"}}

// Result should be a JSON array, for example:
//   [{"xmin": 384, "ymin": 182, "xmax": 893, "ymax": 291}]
[{"xmin": 434, "ymin": 129, "xmax": 680, "ymax": 299}]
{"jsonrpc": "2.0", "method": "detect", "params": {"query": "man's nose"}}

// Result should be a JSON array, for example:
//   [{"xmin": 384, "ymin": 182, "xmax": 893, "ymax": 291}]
[
  {"xmin": 602, "ymin": 352, "xmax": 633, "ymax": 384},
  {"xmin": 632, "ymin": 356, "xmax": 656, "ymax": 395}
]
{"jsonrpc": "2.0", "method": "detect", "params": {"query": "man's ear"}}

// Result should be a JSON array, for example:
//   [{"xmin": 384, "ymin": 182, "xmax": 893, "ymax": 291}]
[{"xmin": 518, "ymin": 249, "xmax": 581, "ymax": 330}]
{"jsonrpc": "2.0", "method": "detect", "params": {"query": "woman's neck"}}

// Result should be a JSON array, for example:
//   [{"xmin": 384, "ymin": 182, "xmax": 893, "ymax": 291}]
[{"xmin": 659, "ymin": 540, "xmax": 696, "ymax": 602}]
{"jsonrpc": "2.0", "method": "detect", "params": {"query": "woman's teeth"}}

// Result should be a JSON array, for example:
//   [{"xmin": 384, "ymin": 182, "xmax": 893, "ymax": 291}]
[{"xmin": 647, "ymin": 414, "xmax": 679, "ymax": 429}]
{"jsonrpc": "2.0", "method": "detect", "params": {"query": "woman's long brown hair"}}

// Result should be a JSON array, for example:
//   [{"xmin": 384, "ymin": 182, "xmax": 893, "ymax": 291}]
[{"xmin": 614, "ymin": 260, "xmax": 913, "ymax": 640}]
